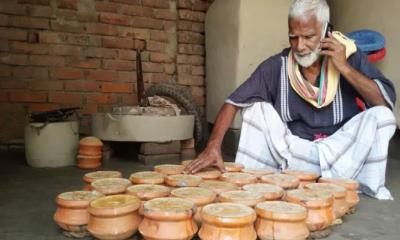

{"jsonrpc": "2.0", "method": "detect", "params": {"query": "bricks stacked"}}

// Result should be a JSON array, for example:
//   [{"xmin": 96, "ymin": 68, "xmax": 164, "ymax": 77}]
[
  {"xmin": 0, "ymin": 0, "xmax": 212, "ymax": 143},
  {"xmin": 77, "ymin": 136, "xmax": 103, "ymax": 169}
]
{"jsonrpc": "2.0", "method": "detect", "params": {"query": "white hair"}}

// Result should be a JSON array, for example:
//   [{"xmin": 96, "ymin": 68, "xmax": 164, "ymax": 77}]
[{"xmin": 289, "ymin": 0, "xmax": 330, "ymax": 25}]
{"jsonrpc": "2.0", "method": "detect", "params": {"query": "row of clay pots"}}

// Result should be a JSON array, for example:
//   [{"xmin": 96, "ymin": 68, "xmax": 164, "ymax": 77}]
[{"xmin": 77, "ymin": 137, "xmax": 103, "ymax": 169}]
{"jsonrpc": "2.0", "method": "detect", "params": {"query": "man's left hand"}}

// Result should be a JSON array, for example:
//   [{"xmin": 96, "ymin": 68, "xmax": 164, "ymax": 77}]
[{"xmin": 320, "ymin": 32, "xmax": 349, "ymax": 72}]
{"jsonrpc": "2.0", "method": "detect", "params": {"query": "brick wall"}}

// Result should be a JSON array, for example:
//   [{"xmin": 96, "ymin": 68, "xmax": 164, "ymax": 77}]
[{"xmin": 0, "ymin": 0, "xmax": 211, "ymax": 142}]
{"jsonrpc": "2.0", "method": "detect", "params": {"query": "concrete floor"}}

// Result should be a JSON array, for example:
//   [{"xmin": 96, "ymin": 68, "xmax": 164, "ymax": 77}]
[{"xmin": 0, "ymin": 136, "xmax": 399, "ymax": 240}]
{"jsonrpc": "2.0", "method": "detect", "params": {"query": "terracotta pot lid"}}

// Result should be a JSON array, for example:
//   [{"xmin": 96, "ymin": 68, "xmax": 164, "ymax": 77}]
[
  {"xmin": 220, "ymin": 172, "xmax": 257, "ymax": 186},
  {"xmin": 224, "ymin": 162, "xmax": 244, "ymax": 172},
  {"xmin": 89, "ymin": 194, "xmax": 140, "ymax": 216},
  {"xmin": 282, "ymin": 169, "xmax": 320, "ymax": 181},
  {"xmin": 129, "ymin": 171, "xmax": 165, "ymax": 184},
  {"xmin": 143, "ymin": 197, "xmax": 195, "ymax": 220},
  {"xmin": 242, "ymin": 183, "xmax": 284, "ymax": 200},
  {"xmin": 201, "ymin": 203, "xmax": 256, "ymax": 227},
  {"xmin": 126, "ymin": 184, "xmax": 170, "ymax": 200},
  {"xmin": 261, "ymin": 174, "xmax": 300, "ymax": 189},
  {"xmin": 241, "ymin": 168, "xmax": 274, "ymax": 178},
  {"xmin": 305, "ymin": 183, "xmax": 347, "ymax": 198},
  {"xmin": 154, "ymin": 164, "xmax": 185, "ymax": 175},
  {"xmin": 286, "ymin": 189, "xmax": 334, "ymax": 208},
  {"xmin": 79, "ymin": 136, "xmax": 103, "ymax": 146},
  {"xmin": 194, "ymin": 167, "xmax": 221, "ymax": 180},
  {"xmin": 91, "ymin": 178, "xmax": 131, "ymax": 195},
  {"xmin": 57, "ymin": 191, "xmax": 104, "ymax": 208},
  {"xmin": 165, "ymin": 174, "xmax": 203, "ymax": 187},
  {"xmin": 255, "ymin": 201, "xmax": 307, "ymax": 221},
  {"xmin": 171, "ymin": 187, "xmax": 216, "ymax": 206},
  {"xmin": 318, "ymin": 177, "xmax": 359, "ymax": 191},
  {"xmin": 219, "ymin": 190, "xmax": 264, "ymax": 207},
  {"xmin": 181, "ymin": 160, "xmax": 194, "ymax": 167},
  {"xmin": 84, "ymin": 171, "xmax": 122, "ymax": 183},
  {"xmin": 198, "ymin": 180, "xmax": 239, "ymax": 194}
]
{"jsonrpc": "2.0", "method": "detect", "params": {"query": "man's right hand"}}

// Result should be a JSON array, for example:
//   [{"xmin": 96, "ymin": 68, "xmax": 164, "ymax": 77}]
[{"xmin": 184, "ymin": 145, "xmax": 226, "ymax": 174}]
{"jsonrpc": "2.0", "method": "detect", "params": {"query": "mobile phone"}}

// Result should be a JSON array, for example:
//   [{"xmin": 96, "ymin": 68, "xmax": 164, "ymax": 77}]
[{"xmin": 324, "ymin": 22, "xmax": 333, "ymax": 38}]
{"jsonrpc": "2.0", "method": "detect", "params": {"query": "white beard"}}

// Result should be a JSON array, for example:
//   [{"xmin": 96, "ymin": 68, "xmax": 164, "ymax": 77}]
[{"xmin": 294, "ymin": 46, "xmax": 321, "ymax": 68}]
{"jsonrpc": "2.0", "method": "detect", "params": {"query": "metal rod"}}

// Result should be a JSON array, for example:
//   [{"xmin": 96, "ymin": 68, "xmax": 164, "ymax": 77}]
[{"xmin": 136, "ymin": 48, "xmax": 145, "ymax": 106}]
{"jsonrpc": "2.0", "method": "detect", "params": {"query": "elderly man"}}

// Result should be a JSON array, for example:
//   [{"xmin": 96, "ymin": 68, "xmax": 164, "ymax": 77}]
[{"xmin": 186, "ymin": 0, "xmax": 396, "ymax": 199}]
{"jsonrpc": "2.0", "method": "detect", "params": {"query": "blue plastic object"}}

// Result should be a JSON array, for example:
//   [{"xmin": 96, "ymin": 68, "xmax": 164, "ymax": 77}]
[{"xmin": 347, "ymin": 29, "xmax": 385, "ymax": 53}]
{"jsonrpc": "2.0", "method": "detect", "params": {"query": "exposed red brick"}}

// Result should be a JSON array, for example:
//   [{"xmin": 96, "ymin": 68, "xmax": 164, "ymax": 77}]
[
  {"xmin": 144, "ymin": 73, "xmax": 171, "ymax": 84},
  {"xmin": 178, "ymin": 44, "xmax": 204, "ymax": 55},
  {"xmin": 38, "ymin": 32, "xmax": 63, "ymax": 44},
  {"xmin": 17, "ymin": 0, "xmax": 49, "ymax": 6},
  {"xmin": 131, "ymin": 17, "xmax": 163, "ymax": 30},
  {"xmin": 0, "ymin": 65, "xmax": 11, "ymax": 77},
  {"xmin": 118, "ymin": 71, "xmax": 137, "ymax": 82},
  {"xmin": 30, "ymin": 55, "xmax": 65, "ymax": 67},
  {"xmin": 177, "ymin": 64, "xmax": 191, "ymax": 75},
  {"xmin": 26, "ymin": 5, "xmax": 54, "ymax": 18},
  {"xmin": 0, "ymin": 80, "xmax": 28, "ymax": 89},
  {"xmin": 120, "ymin": 94, "xmax": 139, "ymax": 105},
  {"xmin": 177, "ymin": 74, "xmax": 204, "ymax": 86},
  {"xmin": 178, "ymin": 31, "xmax": 204, "ymax": 44},
  {"xmin": 87, "ymin": 70, "xmax": 117, "ymax": 81},
  {"xmin": 86, "ymin": 23, "xmax": 118, "ymax": 36},
  {"xmin": 29, "ymin": 80, "xmax": 63, "ymax": 90},
  {"xmin": 10, "ymin": 42, "xmax": 47, "ymax": 55},
  {"xmin": 13, "ymin": 66, "xmax": 48, "ymax": 79},
  {"xmin": 52, "ymin": 68, "xmax": 83, "ymax": 79},
  {"xmin": 0, "ymin": 40, "xmax": 8, "ymax": 51},
  {"xmin": 67, "ymin": 33, "xmax": 101, "ymax": 46},
  {"xmin": 118, "ymin": 27, "xmax": 150, "ymax": 40},
  {"xmin": 10, "ymin": 16, "xmax": 49, "ymax": 29},
  {"xmin": 57, "ymin": 0, "xmax": 78, "ymax": 10},
  {"xmin": 74, "ymin": 59, "xmax": 101, "ymax": 69},
  {"xmin": 142, "ymin": 0, "xmax": 169, "ymax": 9},
  {"xmin": 102, "ymin": 37, "xmax": 133, "ymax": 49},
  {"xmin": 0, "ymin": 14, "xmax": 8, "ymax": 26},
  {"xmin": 110, "ymin": 0, "xmax": 141, "ymax": 5},
  {"xmin": 49, "ymin": 92, "xmax": 81, "ymax": 104},
  {"xmin": 29, "ymin": 103, "xmax": 59, "ymax": 112},
  {"xmin": 86, "ymin": 94, "xmax": 117, "ymax": 104},
  {"xmin": 0, "ymin": 53, "xmax": 28, "ymax": 65},
  {"xmin": 153, "ymin": 9, "xmax": 177, "ymax": 20},
  {"xmin": 178, "ymin": 10, "xmax": 205, "ymax": 22},
  {"xmin": 164, "ymin": 63, "xmax": 175, "ymax": 74},
  {"xmin": 65, "ymin": 81, "xmax": 98, "ymax": 92},
  {"xmin": 121, "ymin": 5, "xmax": 152, "ymax": 17},
  {"xmin": 100, "ymin": 13, "xmax": 131, "ymax": 26},
  {"xmin": 100, "ymin": 82, "xmax": 133, "ymax": 93},
  {"xmin": 49, "ymin": 44, "xmax": 81, "ymax": 56},
  {"xmin": 191, "ymin": 66, "xmax": 204, "ymax": 76},
  {"xmin": 50, "ymin": 20, "xmax": 83, "ymax": 33},
  {"xmin": 0, "ymin": 91, "xmax": 8, "ymax": 102},
  {"xmin": 103, "ymin": 59, "xmax": 135, "ymax": 71},
  {"xmin": 0, "ymin": 3, "xmax": 27, "ymax": 15},
  {"xmin": 178, "ymin": 21, "xmax": 204, "ymax": 33},
  {"xmin": 146, "ymin": 40, "xmax": 165, "ymax": 52},
  {"xmin": 142, "ymin": 62, "xmax": 164, "ymax": 73},
  {"xmin": 0, "ymin": 28, "xmax": 27, "ymax": 41},
  {"xmin": 95, "ymin": 2, "xmax": 118, "ymax": 13},
  {"xmin": 150, "ymin": 30, "xmax": 168, "ymax": 42},
  {"xmin": 80, "ymin": 103, "xmax": 97, "ymax": 115},
  {"xmin": 9, "ymin": 90, "xmax": 47, "ymax": 102},
  {"xmin": 118, "ymin": 49, "xmax": 136, "ymax": 61},
  {"xmin": 84, "ymin": 47, "xmax": 117, "ymax": 59},
  {"xmin": 150, "ymin": 52, "xmax": 173, "ymax": 63}
]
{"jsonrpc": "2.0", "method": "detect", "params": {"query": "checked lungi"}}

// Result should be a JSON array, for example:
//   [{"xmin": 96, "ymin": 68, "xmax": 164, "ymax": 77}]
[{"xmin": 235, "ymin": 102, "xmax": 396, "ymax": 200}]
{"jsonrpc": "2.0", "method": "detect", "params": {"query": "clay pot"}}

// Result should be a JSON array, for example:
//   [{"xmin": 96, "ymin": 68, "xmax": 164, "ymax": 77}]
[
  {"xmin": 91, "ymin": 178, "xmax": 131, "ymax": 195},
  {"xmin": 285, "ymin": 189, "xmax": 335, "ymax": 232},
  {"xmin": 171, "ymin": 187, "xmax": 216, "ymax": 225},
  {"xmin": 77, "ymin": 154, "xmax": 102, "ymax": 169},
  {"xmin": 83, "ymin": 171, "xmax": 122, "ymax": 191},
  {"xmin": 220, "ymin": 172, "xmax": 257, "ymax": 187},
  {"xmin": 218, "ymin": 190, "xmax": 264, "ymax": 207},
  {"xmin": 79, "ymin": 136, "xmax": 103, "ymax": 156},
  {"xmin": 165, "ymin": 174, "xmax": 203, "ymax": 187},
  {"xmin": 139, "ymin": 197, "xmax": 198, "ymax": 240},
  {"xmin": 255, "ymin": 201, "xmax": 309, "ymax": 240},
  {"xmin": 305, "ymin": 183, "xmax": 349, "ymax": 219},
  {"xmin": 241, "ymin": 168, "xmax": 274, "ymax": 179},
  {"xmin": 129, "ymin": 171, "xmax": 165, "ymax": 185},
  {"xmin": 194, "ymin": 167, "xmax": 222, "ymax": 180},
  {"xmin": 88, "ymin": 194, "xmax": 141, "ymax": 240},
  {"xmin": 154, "ymin": 164, "xmax": 185, "ymax": 175},
  {"xmin": 261, "ymin": 174, "xmax": 300, "ymax": 190},
  {"xmin": 282, "ymin": 169, "xmax": 320, "ymax": 188},
  {"xmin": 198, "ymin": 180, "xmax": 239, "ymax": 195},
  {"xmin": 224, "ymin": 162, "xmax": 244, "ymax": 172},
  {"xmin": 126, "ymin": 184, "xmax": 171, "ymax": 215},
  {"xmin": 199, "ymin": 203, "xmax": 257, "ymax": 240},
  {"xmin": 318, "ymin": 177, "xmax": 360, "ymax": 211},
  {"xmin": 54, "ymin": 191, "xmax": 103, "ymax": 233},
  {"xmin": 242, "ymin": 183, "xmax": 284, "ymax": 201}
]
